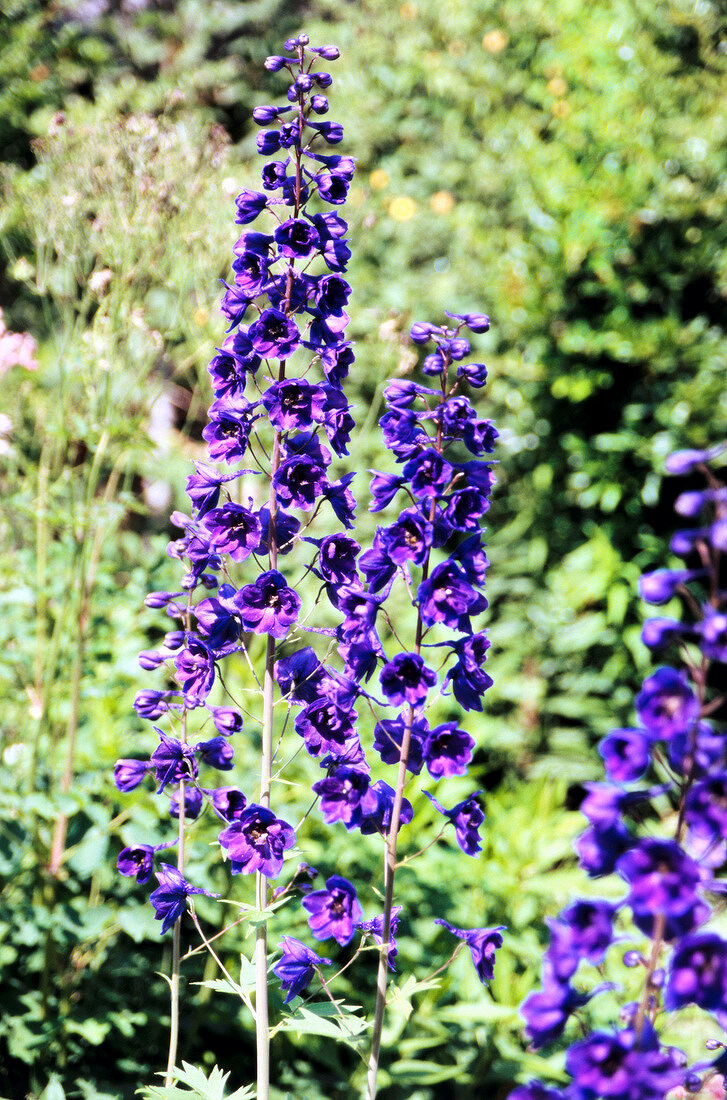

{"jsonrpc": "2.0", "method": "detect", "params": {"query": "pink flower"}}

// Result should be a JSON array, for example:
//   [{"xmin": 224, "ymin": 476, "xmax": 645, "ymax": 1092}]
[{"xmin": 0, "ymin": 310, "xmax": 38, "ymax": 374}]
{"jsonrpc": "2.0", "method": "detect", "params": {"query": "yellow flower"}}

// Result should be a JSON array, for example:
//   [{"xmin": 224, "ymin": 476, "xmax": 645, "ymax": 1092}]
[
  {"xmin": 388, "ymin": 196, "xmax": 417, "ymax": 222},
  {"xmin": 194, "ymin": 308, "xmax": 209, "ymax": 326},
  {"xmin": 482, "ymin": 29, "xmax": 508, "ymax": 53},
  {"xmin": 400, "ymin": 2, "xmax": 418, "ymax": 19},
  {"xmin": 369, "ymin": 169, "xmax": 390, "ymax": 190},
  {"xmin": 552, "ymin": 99, "xmax": 571, "ymax": 119},
  {"xmin": 430, "ymin": 190, "xmax": 454, "ymax": 214},
  {"xmin": 547, "ymin": 77, "xmax": 568, "ymax": 97}
]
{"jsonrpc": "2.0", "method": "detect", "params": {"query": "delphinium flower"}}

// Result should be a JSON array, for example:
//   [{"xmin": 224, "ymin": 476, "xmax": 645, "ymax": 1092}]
[
  {"xmin": 508, "ymin": 448, "xmax": 727, "ymax": 1099},
  {"xmin": 276, "ymin": 312, "xmax": 499, "ymax": 1098},
  {"xmin": 113, "ymin": 33, "xmax": 360, "ymax": 1095}
]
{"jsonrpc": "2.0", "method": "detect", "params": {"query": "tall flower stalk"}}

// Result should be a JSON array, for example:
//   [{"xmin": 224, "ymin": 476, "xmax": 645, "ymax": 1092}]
[
  {"xmin": 114, "ymin": 33, "xmax": 357, "ymax": 1098},
  {"xmin": 508, "ymin": 444, "xmax": 727, "ymax": 1100},
  {"xmin": 322, "ymin": 312, "xmax": 501, "ymax": 1097}
]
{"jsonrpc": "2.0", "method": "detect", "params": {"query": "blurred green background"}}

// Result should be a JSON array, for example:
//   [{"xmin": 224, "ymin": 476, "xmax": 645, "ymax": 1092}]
[{"xmin": 0, "ymin": 0, "xmax": 725, "ymax": 1097}]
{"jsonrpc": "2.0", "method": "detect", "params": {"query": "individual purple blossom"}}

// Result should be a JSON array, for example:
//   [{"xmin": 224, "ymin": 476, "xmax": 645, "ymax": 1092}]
[
  {"xmin": 434, "ymin": 920, "xmax": 505, "ymax": 985},
  {"xmin": 616, "ymin": 837, "xmax": 707, "ymax": 939},
  {"xmin": 358, "ymin": 780, "xmax": 413, "ymax": 835},
  {"xmin": 117, "ymin": 843, "xmax": 167, "ymax": 884},
  {"xmin": 417, "ymin": 560, "xmax": 487, "ymax": 633},
  {"xmin": 149, "ymin": 863, "xmax": 218, "ymax": 934},
  {"xmin": 294, "ymin": 697, "xmax": 356, "ymax": 757},
  {"xmin": 274, "ymin": 217, "xmax": 321, "ymax": 258},
  {"xmin": 150, "ymin": 732, "xmax": 198, "ymax": 792},
  {"xmin": 507, "ymin": 1086, "xmax": 566, "ymax": 1100},
  {"xmin": 545, "ymin": 900, "xmax": 616, "ymax": 982},
  {"xmin": 114, "ymin": 758, "xmax": 149, "ymax": 792},
  {"xmin": 273, "ymin": 455, "xmax": 328, "ymax": 510},
  {"xmin": 234, "ymin": 570, "xmax": 301, "ymax": 638},
  {"xmin": 169, "ymin": 785, "xmax": 204, "ymax": 820},
  {"xmin": 422, "ymin": 722, "xmax": 475, "ymax": 778},
  {"xmin": 575, "ymin": 821, "xmax": 631, "ymax": 877},
  {"xmin": 424, "ymin": 790, "xmax": 484, "ymax": 856},
  {"xmin": 202, "ymin": 503, "xmax": 261, "ymax": 562},
  {"xmin": 273, "ymin": 937, "xmax": 331, "ymax": 1003},
  {"xmin": 379, "ymin": 652, "xmax": 437, "ymax": 707},
  {"xmin": 684, "ymin": 773, "xmax": 727, "ymax": 845},
  {"xmin": 262, "ymin": 379, "xmax": 328, "ymax": 431},
  {"xmin": 521, "ymin": 970, "xmax": 594, "ymax": 1049},
  {"xmin": 209, "ymin": 707, "xmax": 244, "ymax": 735},
  {"xmin": 373, "ymin": 714, "xmax": 427, "ymax": 775},
  {"xmin": 302, "ymin": 874, "xmax": 363, "ymax": 945},
  {"xmin": 209, "ymin": 786, "xmax": 247, "ymax": 821},
  {"xmin": 196, "ymin": 736, "xmax": 234, "ymax": 771},
  {"xmin": 664, "ymin": 932, "xmax": 727, "ymax": 1020},
  {"xmin": 248, "ymin": 308, "xmax": 301, "ymax": 359},
  {"xmin": 565, "ymin": 1024, "xmax": 685, "ymax": 1100},
  {"xmin": 635, "ymin": 666, "xmax": 700, "ymax": 739},
  {"xmin": 312, "ymin": 766, "xmax": 374, "ymax": 828},
  {"xmin": 401, "ymin": 448, "xmax": 454, "ymax": 499},
  {"xmin": 356, "ymin": 906, "xmax": 403, "ymax": 971},
  {"xmin": 219, "ymin": 804, "xmax": 296, "ymax": 877},
  {"xmin": 275, "ymin": 646, "xmax": 328, "ymax": 704},
  {"xmin": 316, "ymin": 533, "xmax": 360, "ymax": 584},
  {"xmin": 174, "ymin": 638, "xmax": 216, "ymax": 707}
]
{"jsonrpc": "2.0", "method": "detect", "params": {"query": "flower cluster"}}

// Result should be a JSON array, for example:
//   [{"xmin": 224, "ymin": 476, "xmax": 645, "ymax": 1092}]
[
  {"xmin": 274, "ymin": 313, "xmax": 502, "ymax": 998},
  {"xmin": 113, "ymin": 33, "xmax": 357, "ymax": 964},
  {"xmin": 511, "ymin": 447, "xmax": 727, "ymax": 1100}
]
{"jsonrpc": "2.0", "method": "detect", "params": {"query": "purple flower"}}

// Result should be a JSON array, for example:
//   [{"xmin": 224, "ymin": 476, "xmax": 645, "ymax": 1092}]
[
  {"xmin": 114, "ymin": 758, "xmax": 149, "ymax": 792},
  {"xmin": 317, "ymin": 533, "xmax": 360, "ymax": 584},
  {"xmin": 209, "ymin": 707, "xmax": 244, "ymax": 735},
  {"xmin": 401, "ymin": 448, "xmax": 454, "ymax": 499},
  {"xmin": 312, "ymin": 766, "xmax": 373, "ymax": 828},
  {"xmin": 356, "ymin": 906, "xmax": 403, "ymax": 971},
  {"xmin": 565, "ymin": 1025, "xmax": 684, "ymax": 1100},
  {"xmin": 422, "ymin": 722, "xmax": 475, "ymax": 778},
  {"xmin": 209, "ymin": 786, "xmax": 247, "ymax": 821},
  {"xmin": 379, "ymin": 652, "xmax": 437, "ymax": 707},
  {"xmin": 203, "ymin": 399, "xmax": 256, "ymax": 465},
  {"xmin": 196, "ymin": 736, "xmax": 234, "ymax": 771},
  {"xmin": 235, "ymin": 190, "xmax": 268, "ymax": 224},
  {"xmin": 380, "ymin": 510, "xmax": 433, "ymax": 567},
  {"xmin": 174, "ymin": 638, "xmax": 216, "ymax": 707},
  {"xmin": 635, "ymin": 666, "xmax": 699, "ymax": 739},
  {"xmin": 302, "ymin": 874, "xmax": 363, "ymax": 945},
  {"xmin": 275, "ymin": 646, "xmax": 328, "ymax": 704},
  {"xmin": 684, "ymin": 773, "xmax": 727, "ymax": 845},
  {"xmin": 149, "ymin": 863, "xmax": 217, "ymax": 934},
  {"xmin": 150, "ymin": 732, "xmax": 198, "ymax": 792},
  {"xmin": 616, "ymin": 837, "xmax": 707, "ymax": 940},
  {"xmin": 664, "ymin": 932, "xmax": 727, "ymax": 1020},
  {"xmin": 117, "ymin": 843, "xmax": 162, "ymax": 884},
  {"xmin": 444, "ymin": 631, "xmax": 493, "ymax": 711},
  {"xmin": 169, "ymin": 784, "xmax": 204, "ymax": 820},
  {"xmin": 234, "ymin": 570, "xmax": 301, "ymax": 639},
  {"xmin": 545, "ymin": 900, "xmax": 616, "ymax": 982},
  {"xmin": 521, "ymin": 971, "xmax": 593, "ymax": 1049},
  {"xmin": 274, "ymin": 456, "xmax": 328, "ymax": 510},
  {"xmin": 358, "ymin": 780, "xmax": 413, "ymax": 835},
  {"xmin": 507, "ymin": 1086, "xmax": 567, "ymax": 1100},
  {"xmin": 425, "ymin": 790, "xmax": 484, "ymax": 856},
  {"xmin": 373, "ymin": 714, "xmax": 428, "ymax": 775},
  {"xmin": 417, "ymin": 560, "xmax": 487, "ymax": 633},
  {"xmin": 434, "ymin": 920, "xmax": 504, "ymax": 984},
  {"xmin": 273, "ymin": 936, "xmax": 331, "ymax": 1003},
  {"xmin": 219, "ymin": 804, "xmax": 296, "ymax": 877},
  {"xmin": 575, "ymin": 821, "xmax": 631, "ymax": 877},
  {"xmin": 202, "ymin": 503, "xmax": 261, "ymax": 562},
  {"xmin": 262, "ymin": 379, "xmax": 327, "ymax": 431},
  {"xmin": 274, "ymin": 217, "xmax": 321, "ymax": 258},
  {"xmin": 248, "ymin": 309, "xmax": 300, "ymax": 359},
  {"xmin": 295, "ymin": 697, "xmax": 356, "ymax": 757},
  {"xmin": 598, "ymin": 729, "xmax": 653, "ymax": 782}
]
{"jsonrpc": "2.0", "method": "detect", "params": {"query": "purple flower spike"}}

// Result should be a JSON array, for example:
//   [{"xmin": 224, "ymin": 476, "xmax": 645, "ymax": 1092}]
[
  {"xmin": 149, "ymin": 863, "xmax": 218, "ymax": 934},
  {"xmin": 219, "ymin": 804, "xmax": 296, "ymax": 878},
  {"xmin": 273, "ymin": 936, "xmax": 331, "ymax": 1003},
  {"xmin": 302, "ymin": 874, "xmax": 363, "ymax": 945},
  {"xmin": 434, "ymin": 920, "xmax": 505, "ymax": 985}
]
